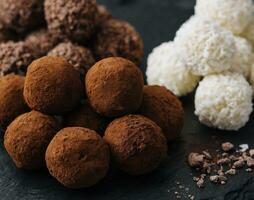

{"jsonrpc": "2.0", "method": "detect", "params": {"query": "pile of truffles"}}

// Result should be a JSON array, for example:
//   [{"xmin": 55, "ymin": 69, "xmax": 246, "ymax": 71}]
[
  {"xmin": 0, "ymin": 0, "xmax": 144, "ymax": 77},
  {"xmin": 147, "ymin": 0, "xmax": 254, "ymax": 131},
  {"xmin": 0, "ymin": 55, "xmax": 184, "ymax": 188}
]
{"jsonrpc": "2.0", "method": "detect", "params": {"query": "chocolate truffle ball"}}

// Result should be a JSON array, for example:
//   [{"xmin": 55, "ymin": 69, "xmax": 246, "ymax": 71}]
[
  {"xmin": 48, "ymin": 42, "xmax": 95, "ymax": 74},
  {"xmin": 0, "ymin": 41, "xmax": 34, "ymax": 76},
  {"xmin": 85, "ymin": 57, "xmax": 144, "ymax": 117},
  {"xmin": 0, "ymin": 74, "xmax": 28, "ymax": 130},
  {"xmin": 24, "ymin": 56, "xmax": 83, "ymax": 115},
  {"xmin": 96, "ymin": 5, "xmax": 112, "ymax": 25},
  {"xmin": 4, "ymin": 111, "xmax": 60, "ymax": 169},
  {"xmin": 46, "ymin": 127, "xmax": 110, "ymax": 188},
  {"xmin": 44, "ymin": 0, "xmax": 98, "ymax": 43},
  {"xmin": 94, "ymin": 19, "xmax": 144, "ymax": 66},
  {"xmin": 25, "ymin": 29, "xmax": 59, "ymax": 58},
  {"xmin": 63, "ymin": 100, "xmax": 108, "ymax": 135},
  {"xmin": 0, "ymin": 0, "xmax": 44, "ymax": 34},
  {"xmin": 104, "ymin": 115, "xmax": 167, "ymax": 176},
  {"xmin": 138, "ymin": 85, "xmax": 184, "ymax": 141}
]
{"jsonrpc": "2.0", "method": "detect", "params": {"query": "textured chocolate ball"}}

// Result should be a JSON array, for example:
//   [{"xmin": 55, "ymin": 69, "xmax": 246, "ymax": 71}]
[
  {"xmin": 48, "ymin": 42, "xmax": 95, "ymax": 74},
  {"xmin": 24, "ymin": 56, "xmax": 83, "ymax": 115},
  {"xmin": 0, "ymin": 41, "xmax": 34, "ymax": 76},
  {"xmin": 25, "ymin": 29, "xmax": 60, "ymax": 58},
  {"xmin": 46, "ymin": 127, "xmax": 110, "ymax": 188},
  {"xmin": 96, "ymin": 5, "xmax": 112, "ymax": 25},
  {"xmin": 138, "ymin": 85, "xmax": 184, "ymax": 141},
  {"xmin": 104, "ymin": 115, "xmax": 167, "ymax": 176},
  {"xmin": 0, "ymin": 74, "xmax": 28, "ymax": 130},
  {"xmin": 94, "ymin": 19, "xmax": 144, "ymax": 66},
  {"xmin": 4, "ymin": 111, "xmax": 60, "ymax": 169},
  {"xmin": 85, "ymin": 57, "xmax": 144, "ymax": 117},
  {"xmin": 63, "ymin": 100, "xmax": 109, "ymax": 135},
  {"xmin": 44, "ymin": 0, "xmax": 98, "ymax": 43},
  {"xmin": 0, "ymin": 0, "xmax": 44, "ymax": 34}
]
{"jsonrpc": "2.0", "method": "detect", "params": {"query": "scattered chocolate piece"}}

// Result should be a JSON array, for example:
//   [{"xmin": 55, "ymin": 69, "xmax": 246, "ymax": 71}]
[
  {"xmin": 209, "ymin": 175, "xmax": 219, "ymax": 183},
  {"xmin": 188, "ymin": 153, "xmax": 205, "ymax": 168},
  {"xmin": 217, "ymin": 158, "xmax": 230, "ymax": 165},
  {"xmin": 246, "ymin": 168, "xmax": 253, "ymax": 173},
  {"xmin": 225, "ymin": 169, "xmax": 236, "ymax": 175},
  {"xmin": 222, "ymin": 142, "xmax": 234, "ymax": 152},
  {"xmin": 233, "ymin": 158, "xmax": 245, "ymax": 168},
  {"xmin": 246, "ymin": 157, "xmax": 254, "ymax": 167},
  {"xmin": 202, "ymin": 150, "xmax": 212, "ymax": 160},
  {"xmin": 249, "ymin": 149, "xmax": 254, "ymax": 158},
  {"xmin": 196, "ymin": 178, "xmax": 205, "ymax": 188},
  {"xmin": 239, "ymin": 144, "xmax": 249, "ymax": 152}
]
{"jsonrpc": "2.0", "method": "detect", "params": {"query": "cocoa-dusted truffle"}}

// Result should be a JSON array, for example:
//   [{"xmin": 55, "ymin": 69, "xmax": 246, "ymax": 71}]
[
  {"xmin": 0, "ymin": 0, "xmax": 44, "ymax": 34},
  {"xmin": 0, "ymin": 41, "xmax": 34, "ymax": 76},
  {"xmin": 46, "ymin": 127, "xmax": 110, "ymax": 188},
  {"xmin": 94, "ymin": 19, "xmax": 144, "ymax": 65},
  {"xmin": 104, "ymin": 115, "xmax": 167, "ymax": 175},
  {"xmin": 63, "ymin": 100, "xmax": 108, "ymax": 135},
  {"xmin": 96, "ymin": 5, "xmax": 112, "ymax": 25},
  {"xmin": 44, "ymin": 0, "xmax": 98, "ymax": 43},
  {"xmin": 4, "ymin": 111, "xmax": 60, "ymax": 169},
  {"xmin": 48, "ymin": 42, "xmax": 95, "ymax": 74},
  {"xmin": 85, "ymin": 57, "xmax": 144, "ymax": 117},
  {"xmin": 25, "ymin": 29, "xmax": 59, "ymax": 58},
  {"xmin": 0, "ymin": 74, "xmax": 28, "ymax": 130},
  {"xmin": 138, "ymin": 85, "xmax": 184, "ymax": 141},
  {"xmin": 24, "ymin": 56, "xmax": 83, "ymax": 115}
]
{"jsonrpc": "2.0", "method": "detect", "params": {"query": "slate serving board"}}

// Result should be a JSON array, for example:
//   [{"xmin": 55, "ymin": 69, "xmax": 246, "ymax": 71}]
[{"xmin": 1, "ymin": 0, "xmax": 254, "ymax": 199}]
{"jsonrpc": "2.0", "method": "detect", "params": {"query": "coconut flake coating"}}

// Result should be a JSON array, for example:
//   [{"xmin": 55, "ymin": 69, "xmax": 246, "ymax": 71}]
[
  {"xmin": 104, "ymin": 115, "xmax": 167, "ymax": 176},
  {"xmin": 195, "ymin": 73, "xmax": 253, "ymax": 131},
  {"xmin": 94, "ymin": 19, "xmax": 144, "ymax": 66},
  {"xmin": 0, "ymin": 41, "xmax": 34, "ymax": 76},
  {"xmin": 85, "ymin": 57, "xmax": 144, "ymax": 117},
  {"xmin": 146, "ymin": 42, "xmax": 200, "ymax": 96},
  {"xmin": 138, "ymin": 85, "xmax": 184, "ymax": 141},
  {"xmin": 48, "ymin": 42, "xmax": 95, "ymax": 74},
  {"xmin": 4, "ymin": 111, "xmax": 60, "ymax": 169},
  {"xmin": 0, "ymin": 75, "xmax": 28, "ymax": 130},
  {"xmin": 242, "ymin": 18, "xmax": 254, "ymax": 47},
  {"xmin": 25, "ymin": 29, "xmax": 60, "ymax": 58},
  {"xmin": 24, "ymin": 56, "xmax": 83, "ymax": 115},
  {"xmin": 63, "ymin": 100, "xmax": 109, "ymax": 135},
  {"xmin": 46, "ymin": 127, "xmax": 110, "ymax": 188},
  {"xmin": 230, "ymin": 36, "xmax": 253, "ymax": 79},
  {"xmin": 44, "ymin": 0, "xmax": 98, "ymax": 43},
  {"xmin": 195, "ymin": 0, "xmax": 254, "ymax": 35},
  {"xmin": 174, "ymin": 16, "xmax": 236, "ymax": 76},
  {"xmin": 0, "ymin": 0, "xmax": 44, "ymax": 34}
]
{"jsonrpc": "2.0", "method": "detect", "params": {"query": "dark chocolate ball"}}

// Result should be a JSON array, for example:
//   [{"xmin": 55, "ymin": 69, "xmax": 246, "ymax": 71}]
[
  {"xmin": 0, "ymin": 41, "xmax": 34, "ymax": 76},
  {"xmin": 85, "ymin": 57, "xmax": 144, "ymax": 117},
  {"xmin": 63, "ymin": 100, "xmax": 109, "ymax": 135},
  {"xmin": 104, "ymin": 115, "xmax": 167, "ymax": 176},
  {"xmin": 96, "ymin": 5, "xmax": 112, "ymax": 25},
  {"xmin": 25, "ymin": 29, "xmax": 60, "ymax": 58},
  {"xmin": 0, "ymin": 74, "xmax": 28, "ymax": 130},
  {"xmin": 46, "ymin": 127, "xmax": 110, "ymax": 188},
  {"xmin": 48, "ymin": 42, "xmax": 95, "ymax": 75},
  {"xmin": 138, "ymin": 85, "xmax": 184, "ymax": 141},
  {"xmin": 24, "ymin": 56, "xmax": 83, "ymax": 115},
  {"xmin": 44, "ymin": 0, "xmax": 98, "ymax": 44},
  {"xmin": 94, "ymin": 19, "xmax": 144, "ymax": 66},
  {"xmin": 4, "ymin": 111, "xmax": 60, "ymax": 169},
  {"xmin": 0, "ymin": 0, "xmax": 44, "ymax": 34}
]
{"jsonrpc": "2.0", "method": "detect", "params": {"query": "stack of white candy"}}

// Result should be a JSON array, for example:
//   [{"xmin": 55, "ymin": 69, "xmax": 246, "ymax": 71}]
[{"xmin": 147, "ymin": 0, "xmax": 254, "ymax": 131}]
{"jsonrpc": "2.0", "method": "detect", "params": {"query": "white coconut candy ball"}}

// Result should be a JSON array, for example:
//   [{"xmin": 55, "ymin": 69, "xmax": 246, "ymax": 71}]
[
  {"xmin": 195, "ymin": 73, "xmax": 253, "ymax": 131},
  {"xmin": 230, "ymin": 36, "xmax": 253, "ymax": 79},
  {"xmin": 174, "ymin": 16, "xmax": 236, "ymax": 76},
  {"xmin": 195, "ymin": 0, "xmax": 254, "ymax": 35},
  {"xmin": 146, "ymin": 42, "xmax": 200, "ymax": 97},
  {"xmin": 241, "ymin": 18, "xmax": 254, "ymax": 47}
]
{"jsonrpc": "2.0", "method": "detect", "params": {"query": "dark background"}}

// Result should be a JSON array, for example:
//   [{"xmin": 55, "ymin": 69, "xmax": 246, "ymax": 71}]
[{"xmin": 1, "ymin": 0, "xmax": 254, "ymax": 199}]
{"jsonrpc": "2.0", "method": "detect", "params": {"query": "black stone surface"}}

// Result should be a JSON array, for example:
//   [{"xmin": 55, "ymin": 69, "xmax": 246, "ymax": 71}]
[{"xmin": 1, "ymin": 0, "xmax": 254, "ymax": 199}]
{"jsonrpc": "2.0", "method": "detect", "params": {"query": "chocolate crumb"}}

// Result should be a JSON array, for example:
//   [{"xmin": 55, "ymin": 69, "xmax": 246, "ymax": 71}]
[
  {"xmin": 222, "ymin": 142, "xmax": 234, "ymax": 152},
  {"xmin": 246, "ymin": 157, "xmax": 254, "ymax": 167},
  {"xmin": 249, "ymin": 149, "xmax": 254, "ymax": 158},
  {"xmin": 188, "ymin": 153, "xmax": 205, "ymax": 167},
  {"xmin": 225, "ymin": 169, "xmax": 236, "ymax": 175}
]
